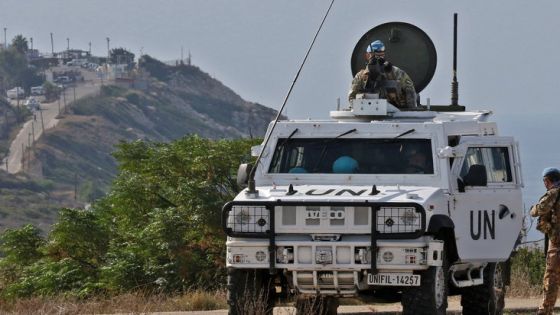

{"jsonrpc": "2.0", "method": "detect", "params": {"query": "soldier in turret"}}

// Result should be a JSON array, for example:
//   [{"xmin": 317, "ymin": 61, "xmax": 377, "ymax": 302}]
[
  {"xmin": 530, "ymin": 167, "xmax": 560, "ymax": 315},
  {"xmin": 348, "ymin": 40, "xmax": 417, "ymax": 108}
]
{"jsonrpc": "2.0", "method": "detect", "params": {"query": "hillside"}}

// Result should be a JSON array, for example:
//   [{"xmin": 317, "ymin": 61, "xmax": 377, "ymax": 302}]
[{"xmin": 0, "ymin": 56, "xmax": 277, "ymax": 231}]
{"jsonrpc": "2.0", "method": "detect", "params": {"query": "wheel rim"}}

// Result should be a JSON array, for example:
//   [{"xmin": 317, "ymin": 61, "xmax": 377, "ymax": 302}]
[{"xmin": 434, "ymin": 266, "xmax": 446, "ymax": 308}]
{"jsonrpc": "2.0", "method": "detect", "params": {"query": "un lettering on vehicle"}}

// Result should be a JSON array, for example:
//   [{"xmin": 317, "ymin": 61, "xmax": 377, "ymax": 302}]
[
  {"xmin": 367, "ymin": 273, "xmax": 421, "ymax": 286},
  {"xmin": 470, "ymin": 209, "xmax": 495, "ymax": 240}
]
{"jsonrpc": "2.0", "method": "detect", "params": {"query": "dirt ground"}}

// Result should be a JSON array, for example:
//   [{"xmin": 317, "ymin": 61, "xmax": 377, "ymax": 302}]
[{"xmin": 148, "ymin": 297, "xmax": 552, "ymax": 314}]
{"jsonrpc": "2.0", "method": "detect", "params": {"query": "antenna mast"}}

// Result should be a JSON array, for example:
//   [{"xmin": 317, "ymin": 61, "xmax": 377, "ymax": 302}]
[
  {"xmin": 451, "ymin": 13, "xmax": 459, "ymax": 106},
  {"xmin": 246, "ymin": 0, "xmax": 336, "ymax": 195}
]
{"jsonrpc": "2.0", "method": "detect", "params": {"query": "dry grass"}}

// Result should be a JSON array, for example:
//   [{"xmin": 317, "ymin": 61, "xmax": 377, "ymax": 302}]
[
  {"xmin": 507, "ymin": 267, "xmax": 542, "ymax": 298},
  {"xmin": 0, "ymin": 268, "xmax": 544, "ymax": 315},
  {"xmin": 0, "ymin": 290, "xmax": 228, "ymax": 315}
]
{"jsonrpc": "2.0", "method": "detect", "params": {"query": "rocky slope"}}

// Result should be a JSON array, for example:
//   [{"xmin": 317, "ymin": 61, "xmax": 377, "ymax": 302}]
[{"xmin": 0, "ymin": 56, "xmax": 277, "ymax": 231}]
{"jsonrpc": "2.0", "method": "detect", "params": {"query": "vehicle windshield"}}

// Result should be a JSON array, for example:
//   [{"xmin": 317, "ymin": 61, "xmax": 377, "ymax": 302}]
[{"xmin": 268, "ymin": 138, "xmax": 434, "ymax": 174}]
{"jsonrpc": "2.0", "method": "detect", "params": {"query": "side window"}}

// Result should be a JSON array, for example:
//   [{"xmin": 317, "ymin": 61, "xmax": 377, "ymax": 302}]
[{"xmin": 460, "ymin": 147, "xmax": 513, "ymax": 183}]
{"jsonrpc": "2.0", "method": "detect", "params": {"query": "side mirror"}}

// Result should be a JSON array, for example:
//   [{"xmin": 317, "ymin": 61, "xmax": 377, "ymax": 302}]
[
  {"xmin": 237, "ymin": 163, "xmax": 253, "ymax": 187},
  {"xmin": 462, "ymin": 164, "xmax": 488, "ymax": 187}
]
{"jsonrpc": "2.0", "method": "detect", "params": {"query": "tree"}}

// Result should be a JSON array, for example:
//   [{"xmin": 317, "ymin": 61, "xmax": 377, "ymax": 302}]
[
  {"xmin": 11, "ymin": 35, "xmax": 28, "ymax": 54},
  {"xmin": 96, "ymin": 136, "xmax": 258, "ymax": 292},
  {"xmin": 0, "ymin": 225, "xmax": 45, "ymax": 293},
  {"xmin": 109, "ymin": 47, "xmax": 135, "ymax": 65},
  {"xmin": 0, "ymin": 48, "xmax": 44, "ymax": 92},
  {"xmin": 0, "ymin": 136, "xmax": 259, "ymax": 299},
  {"xmin": 42, "ymin": 81, "xmax": 61, "ymax": 102}
]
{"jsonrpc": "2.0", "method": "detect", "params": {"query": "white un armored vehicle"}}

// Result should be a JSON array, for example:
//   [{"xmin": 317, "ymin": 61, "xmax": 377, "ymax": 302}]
[{"xmin": 223, "ymin": 20, "xmax": 523, "ymax": 315}]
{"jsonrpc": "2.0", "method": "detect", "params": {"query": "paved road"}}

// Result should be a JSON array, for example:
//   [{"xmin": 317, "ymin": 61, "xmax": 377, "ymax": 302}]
[{"xmin": 1, "ymin": 66, "xmax": 102, "ymax": 174}]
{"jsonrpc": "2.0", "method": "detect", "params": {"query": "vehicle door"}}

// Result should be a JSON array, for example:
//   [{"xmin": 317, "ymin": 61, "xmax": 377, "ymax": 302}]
[{"xmin": 449, "ymin": 136, "xmax": 523, "ymax": 262}]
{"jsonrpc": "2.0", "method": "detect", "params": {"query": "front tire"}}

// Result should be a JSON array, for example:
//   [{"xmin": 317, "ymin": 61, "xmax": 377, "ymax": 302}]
[
  {"xmin": 461, "ymin": 263, "xmax": 506, "ymax": 315},
  {"xmin": 227, "ymin": 268, "xmax": 275, "ymax": 315},
  {"xmin": 402, "ymin": 247, "xmax": 449, "ymax": 315}
]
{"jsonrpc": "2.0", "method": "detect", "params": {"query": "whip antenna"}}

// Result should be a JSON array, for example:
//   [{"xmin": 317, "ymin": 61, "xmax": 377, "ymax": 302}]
[
  {"xmin": 246, "ymin": 0, "xmax": 336, "ymax": 195},
  {"xmin": 451, "ymin": 13, "xmax": 459, "ymax": 106}
]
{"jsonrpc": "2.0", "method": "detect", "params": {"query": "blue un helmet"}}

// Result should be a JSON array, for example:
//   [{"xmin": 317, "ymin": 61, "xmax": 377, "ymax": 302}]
[
  {"xmin": 542, "ymin": 167, "xmax": 560, "ymax": 178},
  {"xmin": 289, "ymin": 167, "xmax": 308, "ymax": 174},
  {"xmin": 332, "ymin": 156, "xmax": 359, "ymax": 174},
  {"xmin": 366, "ymin": 40, "xmax": 385, "ymax": 53}
]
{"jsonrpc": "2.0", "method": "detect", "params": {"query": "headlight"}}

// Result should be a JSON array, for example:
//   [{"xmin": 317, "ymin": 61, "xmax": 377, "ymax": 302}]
[
  {"xmin": 227, "ymin": 205, "xmax": 270, "ymax": 233},
  {"xmin": 377, "ymin": 206, "xmax": 422, "ymax": 233}
]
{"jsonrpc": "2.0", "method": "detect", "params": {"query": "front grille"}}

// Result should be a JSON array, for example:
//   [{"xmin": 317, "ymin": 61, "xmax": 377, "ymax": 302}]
[{"xmin": 222, "ymin": 201, "xmax": 425, "ymax": 238}]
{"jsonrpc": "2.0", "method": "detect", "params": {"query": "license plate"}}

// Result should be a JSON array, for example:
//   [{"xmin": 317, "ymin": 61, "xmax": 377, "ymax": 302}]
[{"xmin": 367, "ymin": 273, "xmax": 421, "ymax": 286}]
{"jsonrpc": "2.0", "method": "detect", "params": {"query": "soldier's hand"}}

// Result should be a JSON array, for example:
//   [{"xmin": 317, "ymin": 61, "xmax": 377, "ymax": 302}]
[
  {"xmin": 383, "ymin": 61, "xmax": 393, "ymax": 72},
  {"xmin": 529, "ymin": 205, "xmax": 538, "ymax": 217},
  {"xmin": 367, "ymin": 57, "xmax": 385, "ymax": 65}
]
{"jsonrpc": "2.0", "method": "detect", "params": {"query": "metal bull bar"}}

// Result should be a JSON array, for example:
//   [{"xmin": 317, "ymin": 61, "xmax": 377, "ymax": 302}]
[{"xmin": 221, "ymin": 200, "xmax": 426, "ymax": 276}]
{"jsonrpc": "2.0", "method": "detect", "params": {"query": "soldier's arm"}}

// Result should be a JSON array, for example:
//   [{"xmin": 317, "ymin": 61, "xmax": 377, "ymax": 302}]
[
  {"xmin": 348, "ymin": 71, "xmax": 365, "ymax": 101},
  {"xmin": 530, "ymin": 191, "xmax": 556, "ymax": 217},
  {"xmin": 400, "ymin": 73, "xmax": 417, "ymax": 108}
]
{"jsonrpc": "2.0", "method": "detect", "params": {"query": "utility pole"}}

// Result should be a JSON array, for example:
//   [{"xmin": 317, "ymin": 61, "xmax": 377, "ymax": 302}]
[
  {"xmin": 57, "ymin": 94, "xmax": 61, "ymax": 115},
  {"xmin": 74, "ymin": 172, "xmax": 78, "ymax": 201},
  {"xmin": 40, "ymin": 109, "xmax": 44, "ymax": 132},
  {"xmin": 63, "ymin": 88, "xmax": 67, "ymax": 114},
  {"xmin": 21, "ymin": 143, "xmax": 24, "ymax": 171},
  {"xmin": 16, "ymin": 92, "xmax": 20, "ymax": 122},
  {"xmin": 31, "ymin": 121, "xmax": 35, "ymax": 142},
  {"xmin": 27, "ymin": 136, "xmax": 31, "ymax": 170},
  {"xmin": 88, "ymin": 41, "xmax": 91, "ymax": 55},
  {"xmin": 3, "ymin": 27, "xmax": 6, "ymax": 49},
  {"xmin": 4, "ymin": 111, "xmax": 8, "ymax": 135},
  {"xmin": 106, "ymin": 37, "xmax": 110, "ymax": 60},
  {"xmin": 30, "ymin": 37, "xmax": 33, "ymax": 50},
  {"xmin": 181, "ymin": 46, "xmax": 184, "ymax": 64},
  {"xmin": 66, "ymin": 37, "xmax": 69, "ymax": 51},
  {"xmin": 50, "ymin": 32, "xmax": 54, "ymax": 55}
]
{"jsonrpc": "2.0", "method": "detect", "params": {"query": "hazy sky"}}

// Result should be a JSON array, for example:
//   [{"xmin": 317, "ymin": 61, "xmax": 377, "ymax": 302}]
[
  {"xmin": 2, "ymin": 0, "xmax": 560, "ymax": 118},
  {"xmin": 2, "ymin": 0, "xmax": 559, "ymax": 240}
]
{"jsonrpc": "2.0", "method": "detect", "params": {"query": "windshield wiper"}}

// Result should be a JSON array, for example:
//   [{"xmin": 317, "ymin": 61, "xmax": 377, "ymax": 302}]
[
  {"xmin": 278, "ymin": 128, "xmax": 299, "ymax": 148},
  {"xmin": 335, "ymin": 128, "xmax": 357, "ymax": 138},
  {"xmin": 270, "ymin": 128, "xmax": 299, "ymax": 171},
  {"xmin": 312, "ymin": 129, "xmax": 358, "ymax": 171},
  {"xmin": 394, "ymin": 128, "xmax": 415, "ymax": 139}
]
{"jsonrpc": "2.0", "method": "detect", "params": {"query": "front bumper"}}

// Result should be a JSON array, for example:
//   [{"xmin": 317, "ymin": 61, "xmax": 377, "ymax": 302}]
[
  {"xmin": 227, "ymin": 237, "xmax": 443, "ymax": 295},
  {"xmin": 226, "ymin": 237, "xmax": 443, "ymax": 270}
]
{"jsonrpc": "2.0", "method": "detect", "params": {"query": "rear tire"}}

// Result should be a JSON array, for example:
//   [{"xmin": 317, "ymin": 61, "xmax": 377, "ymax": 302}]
[
  {"xmin": 295, "ymin": 295, "xmax": 338, "ymax": 315},
  {"xmin": 461, "ymin": 263, "xmax": 506, "ymax": 315},
  {"xmin": 402, "ymin": 246, "xmax": 449, "ymax": 315},
  {"xmin": 227, "ymin": 268, "xmax": 275, "ymax": 315}
]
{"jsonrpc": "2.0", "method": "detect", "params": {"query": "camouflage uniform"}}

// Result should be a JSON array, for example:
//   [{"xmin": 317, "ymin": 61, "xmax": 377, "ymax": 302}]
[
  {"xmin": 530, "ymin": 187, "xmax": 560, "ymax": 315},
  {"xmin": 348, "ymin": 65, "xmax": 417, "ymax": 108}
]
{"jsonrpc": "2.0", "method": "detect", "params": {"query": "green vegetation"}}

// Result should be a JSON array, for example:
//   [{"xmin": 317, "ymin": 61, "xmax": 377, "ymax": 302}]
[
  {"xmin": 0, "ymin": 35, "xmax": 44, "ymax": 93},
  {"xmin": 138, "ymin": 55, "xmax": 172, "ymax": 81},
  {"xmin": 11, "ymin": 35, "xmax": 29, "ymax": 54},
  {"xmin": 109, "ymin": 48, "xmax": 135, "ymax": 66},
  {"xmin": 508, "ymin": 246, "xmax": 545, "ymax": 296},
  {"xmin": 0, "ymin": 136, "xmax": 258, "ymax": 299}
]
